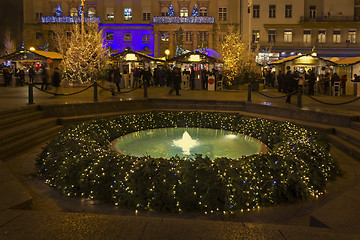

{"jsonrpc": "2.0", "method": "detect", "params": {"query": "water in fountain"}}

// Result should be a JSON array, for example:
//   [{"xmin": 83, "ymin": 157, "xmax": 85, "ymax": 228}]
[{"xmin": 172, "ymin": 131, "xmax": 199, "ymax": 155}]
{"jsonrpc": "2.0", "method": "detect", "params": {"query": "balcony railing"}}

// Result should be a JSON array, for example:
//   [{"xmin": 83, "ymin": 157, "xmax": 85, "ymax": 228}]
[
  {"xmin": 41, "ymin": 16, "xmax": 100, "ymax": 24},
  {"xmin": 300, "ymin": 16, "xmax": 358, "ymax": 22},
  {"xmin": 153, "ymin": 16, "xmax": 214, "ymax": 24}
]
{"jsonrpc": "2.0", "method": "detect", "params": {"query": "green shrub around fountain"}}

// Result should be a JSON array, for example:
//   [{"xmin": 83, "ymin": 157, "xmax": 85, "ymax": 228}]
[{"xmin": 36, "ymin": 111, "xmax": 342, "ymax": 214}]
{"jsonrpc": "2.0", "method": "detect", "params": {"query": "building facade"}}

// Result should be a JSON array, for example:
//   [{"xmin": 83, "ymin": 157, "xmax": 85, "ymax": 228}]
[
  {"xmin": 22, "ymin": 0, "xmax": 360, "ymax": 59},
  {"xmin": 243, "ymin": 0, "xmax": 360, "ymax": 61},
  {"xmin": 23, "ymin": 0, "xmax": 240, "ymax": 58}
]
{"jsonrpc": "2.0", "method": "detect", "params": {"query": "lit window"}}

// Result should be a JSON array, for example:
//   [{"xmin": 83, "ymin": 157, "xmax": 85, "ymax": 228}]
[
  {"xmin": 284, "ymin": 30, "xmax": 292, "ymax": 43},
  {"xmin": 318, "ymin": 30, "xmax": 326, "ymax": 43},
  {"xmin": 70, "ymin": 8, "xmax": 78, "ymax": 17},
  {"xmin": 285, "ymin": 5, "xmax": 292, "ymax": 18},
  {"xmin": 106, "ymin": 8, "xmax": 114, "ymax": 20},
  {"xmin": 268, "ymin": 30, "xmax": 276, "ymax": 43},
  {"xmin": 88, "ymin": 7, "xmax": 96, "ymax": 18},
  {"xmin": 348, "ymin": 30, "xmax": 356, "ymax": 44},
  {"xmin": 106, "ymin": 32, "xmax": 113, "ymax": 41},
  {"xmin": 142, "ymin": 12, "xmax": 150, "ymax": 21},
  {"xmin": 180, "ymin": 8, "xmax": 188, "ymax": 17},
  {"xmin": 142, "ymin": 34, "xmax": 151, "ymax": 42},
  {"xmin": 124, "ymin": 33, "xmax": 132, "ymax": 41},
  {"xmin": 199, "ymin": 7, "xmax": 207, "ymax": 16},
  {"xmin": 269, "ymin": 5, "xmax": 276, "ymax": 18},
  {"xmin": 252, "ymin": 30, "xmax": 260, "ymax": 43},
  {"xmin": 333, "ymin": 30, "xmax": 341, "ymax": 43},
  {"xmin": 253, "ymin": 5, "xmax": 260, "ymax": 18},
  {"xmin": 219, "ymin": 8, "xmax": 227, "ymax": 20},
  {"xmin": 309, "ymin": 6, "xmax": 316, "ymax": 19},
  {"xmin": 303, "ymin": 30, "xmax": 311, "ymax": 43},
  {"xmin": 124, "ymin": 8, "xmax": 132, "ymax": 20},
  {"xmin": 185, "ymin": 32, "xmax": 192, "ymax": 42}
]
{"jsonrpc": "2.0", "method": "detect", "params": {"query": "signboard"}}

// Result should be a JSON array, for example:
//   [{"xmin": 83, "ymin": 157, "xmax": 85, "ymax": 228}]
[{"xmin": 208, "ymin": 75, "xmax": 215, "ymax": 91}]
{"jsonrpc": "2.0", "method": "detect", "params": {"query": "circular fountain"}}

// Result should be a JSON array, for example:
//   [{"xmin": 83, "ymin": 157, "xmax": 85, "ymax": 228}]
[{"xmin": 112, "ymin": 128, "xmax": 268, "ymax": 159}]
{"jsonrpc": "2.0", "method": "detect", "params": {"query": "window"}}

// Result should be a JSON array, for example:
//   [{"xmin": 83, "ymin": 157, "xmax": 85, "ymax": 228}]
[
  {"xmin": 199, "ymin": 7, "xmax": 207, "ymax": 16},
  {"xmin": 268, "ymin": 30, "xmax": 276, "ymax": 43},
  {"xmin": 88, "ymin": 7, "xmax": 96, "ymax": 18},
  {"xmin": 303, "ymin": 30, "xmax": 311, "ymax": 43},
  {"xmin": 185, "ymin": 32, "xmax": 192, "ymax": 42},
  {"xmin": 252, "ymin": 30, "xmax": 260, "ymax": 43},
  {"xmin": 219, "ymin": 8, "xmax": 227, "ymax": 20},
  {"xmin": 285, "ymin": 5, "xmax": 292, "ymax": 18},
  {"xmin": 284, "ymin": 30, "xmax": 292, "ymax": 43},
  {"xmin": 269, "ymin": 5, "xmax": 276, "ymax": 18},
  {"xmin": 253, "ymin": 5, "xmax": 260, "ymax": 18},
  {"xmin": 218, "ymin": 33, "xmax": 225, "ymax": 42},
  {"xmin": 70, "ymin": 7, "xmax": 78, "ymax": 17},
  {"xmin": 124, "ymin": 8, "xmax": 132, "ymax": 20},
  {"xmin": 333, "ymin": 30, "xmax": 341, "ymax": 43},
  {"xmin": 318, "ymin": 30, "xmax": 326, "ymax": 43},
  {"xmin": 124, "ymin": 33, "xmax": 132, "ymax": 41},
  {"xmin": 309, "ymin": 6, "xmax": 316, "ymax": 19},
  {"xmin": 35, "ymin": 12, "xmax": 43, "ymax": 20},
  {"xmin": 161, "ymin": 7, "xmax": 169, "ymax": 16},
  {"xmin": 348, "ymin": 30, "xmax": 356, "ymax": 44},
  {"xmin": 180, "ymin": 8, "xmax": 188, "ymax": 17},
  {"xmin": 143, "ymin": 12, "xmax": 150, "ymax": 21},
  {"xmin": 106, "ymin": 32, "xmax": 113, "ymax": 41},
  {"xmin": 199, "ymin": 32, "xmax": 207, "ymax": 41},
  {"xmin": 161, "ymin": 32, "xmax": 169, "ymax": 41},
  {"xmin": 106, "ymin": 8, "xmax": 114, "ymax": 20},
  {"xmin": 142, "ymin": 34, "xmax": 151, "ymax": 42},
  {"xmin": 36, "ymin": 32, "xmax": 42, "ymax": 40}
]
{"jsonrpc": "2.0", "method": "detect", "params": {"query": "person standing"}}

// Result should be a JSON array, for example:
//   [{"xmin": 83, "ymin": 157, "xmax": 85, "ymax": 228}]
[
  {"xmin": 29, "ymin": 66, "xmax": 36, "ymax": 84},
  {"xmin": 340, "ymin": 75, "xmax": 347, "ymax": 95},
  {"xmin": 308, "ymin": 69, "xmax": 316, "ymax": 95},
  {"xmin": 277, "ymin": 70, "xmax": 285, "ymax": 92}
]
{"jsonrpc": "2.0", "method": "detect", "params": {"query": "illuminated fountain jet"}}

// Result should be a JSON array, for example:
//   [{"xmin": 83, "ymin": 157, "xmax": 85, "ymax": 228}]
[{"xmin": 172, "ymin": 131, "xmax": 199, "ymax": 155}]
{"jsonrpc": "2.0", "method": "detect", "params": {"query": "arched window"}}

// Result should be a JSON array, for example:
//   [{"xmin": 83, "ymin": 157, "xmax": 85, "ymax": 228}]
[
  {"xmin": 70, "ymin": 7, "xmax": 78, "ymax": 17},
  {"xmin": 199, "ymin": 7, "xmax": 208, "ymax": 16},
  {"xmin": 180, "ymin": 7, "xmax": 188, "ymax": 17},
  {"xmin": 88, "ymin": 7, "xmax": 96, "ymax": 18},
  {"xmin": 161, "ymin": 7, "xmax": 169, "ymax": 16}
]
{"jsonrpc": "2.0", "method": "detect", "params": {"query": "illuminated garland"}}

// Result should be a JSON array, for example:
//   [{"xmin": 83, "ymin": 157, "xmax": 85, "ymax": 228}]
[
  {"xmin": 36, "ymin": 111, "xmax": 341, "ymax": 214},
  {"xmin": 153, "ymin": 16, "xmax": 214, "ymax": 24}
]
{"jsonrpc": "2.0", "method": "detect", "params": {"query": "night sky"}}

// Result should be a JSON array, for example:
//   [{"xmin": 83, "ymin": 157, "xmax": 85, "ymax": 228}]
[{"xmin": 0, "ymin": 0, "xmax": 23, "ymax": 54}]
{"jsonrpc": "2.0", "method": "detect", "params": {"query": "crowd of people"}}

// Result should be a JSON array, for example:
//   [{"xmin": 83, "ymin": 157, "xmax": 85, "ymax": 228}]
[
  {"xmin": 105, "ymin": 65, "xmax": 223, "ymax": 95},
  {"xmin": 264, "ymin": 68, "xmax": 349, "ymax": 102}
]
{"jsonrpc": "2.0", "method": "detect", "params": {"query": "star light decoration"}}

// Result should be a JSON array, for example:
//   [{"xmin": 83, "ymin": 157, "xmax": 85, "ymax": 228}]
[{"xmin": 36, "ymin": 111, "xmax": 341, "ymax": 215}]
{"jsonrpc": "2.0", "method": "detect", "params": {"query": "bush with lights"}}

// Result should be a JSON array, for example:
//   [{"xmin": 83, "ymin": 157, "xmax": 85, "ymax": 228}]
[{"xmin": 36, "ymin": 111, "xmax": 341, "ymax": 214}]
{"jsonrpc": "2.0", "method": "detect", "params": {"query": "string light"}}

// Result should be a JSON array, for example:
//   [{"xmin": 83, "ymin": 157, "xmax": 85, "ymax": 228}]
[{"xmin": 36, "ymin": 111, "xmax": 342, "ymax": 215}]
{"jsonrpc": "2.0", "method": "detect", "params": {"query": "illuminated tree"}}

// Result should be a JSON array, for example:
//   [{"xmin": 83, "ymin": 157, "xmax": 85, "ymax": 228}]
[
  {"xmin": 175, "ymin": 27, "xmax": 185, "ymax": 57},
  {"xmin": 3, "ymin": 29, "xmax": 16, "ymax": 55},
  {"xmin": 168, "ymin": 5, "xmax": 175, "ymax": 16},
  {"xmin": 61, "ymin": 23, "xmax": 108, "ymax": 85},
  {"xmin": 192, "ymin": 5, "xmax": 199, "ymax": 16},
  {"xmin": 221, "ymin": 27, "xmax": 259, "ymax": 86}
]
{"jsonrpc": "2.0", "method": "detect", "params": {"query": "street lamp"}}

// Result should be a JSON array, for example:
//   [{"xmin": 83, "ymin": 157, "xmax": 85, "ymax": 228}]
[{"xmin": 165, "ymin": 49, "xmax": 170, "ymax": 60}]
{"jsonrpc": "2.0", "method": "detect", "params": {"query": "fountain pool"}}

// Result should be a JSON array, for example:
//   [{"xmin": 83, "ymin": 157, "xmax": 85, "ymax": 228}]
[{"xmin": 112, "ymin": 128, "xmax": 268, "ymax": 159}]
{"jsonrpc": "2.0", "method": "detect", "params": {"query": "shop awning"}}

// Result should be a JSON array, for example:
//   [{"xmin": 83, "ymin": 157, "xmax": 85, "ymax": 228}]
[
  {"xmin": 1, "ymin": 49, "xmax": 63, "ymax": 61},
  {"xmin": 111, "ymin": 50, "xmax": 165, "ymax": 62}
]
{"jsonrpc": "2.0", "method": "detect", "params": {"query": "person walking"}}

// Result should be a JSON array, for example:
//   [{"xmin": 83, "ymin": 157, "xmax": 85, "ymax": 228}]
[
  {"xmin": 113, "ymin": 66, "xmax": 122, "ymax": 92},
  {"xmin": 340, "ymin": 75, "xmax": 347, "ymax": 95},
  {"xmin": 52, "ymin": 67, "xmax": 61, "ymax": 95},
  {"xmin": 285, "ymin": 70, "xmax": 297, "ymax": 103},
  {"xmin": 168, "ymin": 67, "xmax": 181, "ymax": 96},
  {"xmin": 40, "ymin": 66, "xmax": 49, "ymax": 90},
  {"xmin": 308, "ymin": 69, "xmax": 316, "ymax": 95}
]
